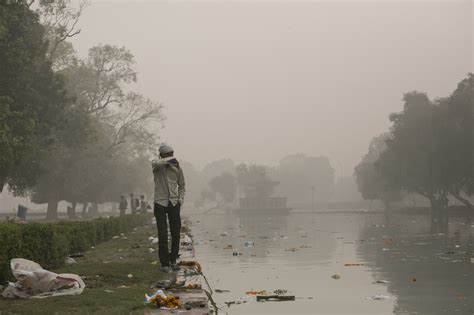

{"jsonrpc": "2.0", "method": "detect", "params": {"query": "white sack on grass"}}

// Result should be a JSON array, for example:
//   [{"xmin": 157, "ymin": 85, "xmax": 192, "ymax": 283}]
[{"xmin": 1, "ymin": 258, "xmax": 85, "ymax": 299}]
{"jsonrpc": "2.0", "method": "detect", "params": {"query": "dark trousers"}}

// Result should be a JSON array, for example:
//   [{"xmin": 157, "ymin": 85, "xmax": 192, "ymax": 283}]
[{"xmin": 154, "ymin": 202, "xmax": 181, "ymax": 267}]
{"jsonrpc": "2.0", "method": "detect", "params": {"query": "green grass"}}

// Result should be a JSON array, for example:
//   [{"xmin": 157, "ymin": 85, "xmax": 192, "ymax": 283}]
[{"xmin": 0, "ymin": 221, "xmax": 170, "ymax": 314}]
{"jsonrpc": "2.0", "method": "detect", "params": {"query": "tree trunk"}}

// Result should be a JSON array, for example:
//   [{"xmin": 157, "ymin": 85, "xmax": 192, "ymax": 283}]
[
  {"xmin": 382, "ymin": 199, "xmax": 392, "ymax": 212},
  {"xmin": 82, "ymin": 203, "xmax": 88, "ymax": 218},
  {"xmin": 46, "ymin": 192, "xmax": 59, "ymax": 220},
  {"xmin": 90, "ymin": 202, "xmax": 99, "ymax": 217},
  {"xmin": 72, "ymin": 201, "xmax": 77, "ymax": 215}
]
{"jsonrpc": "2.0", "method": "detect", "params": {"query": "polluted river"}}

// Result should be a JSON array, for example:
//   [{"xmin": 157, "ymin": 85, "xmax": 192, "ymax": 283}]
[{"xmin": 187, "ymin": 210, "xmax": 473, "ymax": 315}]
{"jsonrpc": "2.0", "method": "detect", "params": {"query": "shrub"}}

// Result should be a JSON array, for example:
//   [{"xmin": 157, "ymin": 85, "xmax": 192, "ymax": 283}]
[{"xmin": 0, "ymin": 214, "xmax": 151, "ymax": 283}]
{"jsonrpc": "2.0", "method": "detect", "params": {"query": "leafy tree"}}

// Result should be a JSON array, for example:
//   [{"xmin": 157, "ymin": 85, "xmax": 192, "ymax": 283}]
[
  {"xmin": 275, "ymin": 154, "xmax": 335, "ymax": 206},
  {"xmin": 35, "ymin": 0, "xmax": 87, "ymax": 68},
  {"xmin": 64, "ymin": 44, "xmax": 137, "ymax": 114},
  {"xmin": 376, "ymin": 91, "xmax": 450, "ymax": 210},
  {"xmin": 440, "ymin": 74, "xmax": 474, "ymax": 209},
  {"xmin": 354, "ymin": 133, "xmax": 401, "ymax": 210},
  {"xmin": 236, "ymin": 164, "xmax": 277, "ymax": 199},
  {"xmin": 0, "ymin": 1, "xmax": 69, "ymax": 192},
  {"xmin": 209, "ymin": 172, "xmax": 236, "ymax": 205},
  {"xmin": 202, "ymin": 159, "xmax": 235, "ymax": 179}
]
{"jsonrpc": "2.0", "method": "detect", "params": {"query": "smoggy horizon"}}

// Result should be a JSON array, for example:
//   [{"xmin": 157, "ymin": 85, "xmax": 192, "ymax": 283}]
[{"xmin": 70, "ymin": 0, "xmax": 472, "ymax": 174}]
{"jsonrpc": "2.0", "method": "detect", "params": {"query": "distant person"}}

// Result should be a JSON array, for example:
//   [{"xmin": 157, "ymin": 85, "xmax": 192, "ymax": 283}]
[
  {"xmin": 134, "ymin": 197, "xmax": 140, "ymax": 214},
  {"xmin": 140, "ymin": 195, "xmax": 150, "ymax": 213},
  {"xmin": 130, "ymin": 193, "xmax": 136, "ymax": 213},
  {"xmin": 119, "ymin": 195, "xmax": 128, "ymax": 216},
  {"xmin": 152, "ymin": 144, "xmax": 185, "ymax": 272}
]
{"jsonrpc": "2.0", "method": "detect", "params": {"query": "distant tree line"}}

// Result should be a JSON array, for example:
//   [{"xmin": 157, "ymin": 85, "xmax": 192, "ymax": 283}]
[
  {"xmin": 0, "ymin": 1, "xmax": 163, "ymax": 219},
  {"xmin": 355, "ymin": 74, "xmax": 473, "ymax": 215},
  {"xmin": 191, "ymin": 154, "xmax": 335, "ymax": 211}
]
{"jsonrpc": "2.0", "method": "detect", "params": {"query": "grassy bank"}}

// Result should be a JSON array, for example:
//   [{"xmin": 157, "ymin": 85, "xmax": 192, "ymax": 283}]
[
  {"xmin": 0, "ymin": 214, "xmax": 151, "ymax": 282},
  {"xmin": 0, "ymin": 220, "xmax": 170, "ymax": 314}
]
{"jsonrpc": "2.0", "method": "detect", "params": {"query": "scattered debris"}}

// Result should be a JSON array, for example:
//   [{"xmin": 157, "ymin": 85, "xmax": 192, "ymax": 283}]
[
  {"xmin": 273, "ymin": 289, "xmax": 288, "ymax": 295},
  {"xmin": 65, "ymin": 257, "xmax": 77, "ymax": 265},
  {"xmin": 104, "ymin": 289, "xmax": 114, "ymax": 293},
  {"xmin": 177, "ymin": 261, "xmax": 202, "ymax": 273},
  {"xmin": 344, "ymin": 263, "xmax": 364, "ymax": 266},
  {"xmin": 375, "ymin": 280, "xmax": 390, "ymax": 284},
  {"xmin": 244, "ymin": 241, "xmax": 255, "ymax": 248},
  {"xmin": 112, "ymin": 236, "xmax": 119, "ymax": 239},
  {"xmin": 69, "ymin": 253, "xmax": 85, "ymax": 258},
  {"xmin": 127, "ymin": 274, "xmax": 133, "ymax": 279},
  {"xmin": 183, "ymin": 297, "xmax": 208, "ymax": 310},
  {"xmin": 331, "ymin": 274, "xmax": 341, "ymax": 280},
  {"xmin": 368, "ymin": 294, "xmax": 390, "ymax": 301},
  {"xmin": 224, "ymin": 245, "xmax": 233, "ymax": 249},
  {"xmin": 145, "ymin": 289, "xmax": 180, "ymax": 309},
  {"xmin": 215, "ymin": 289, "xmax": 230, "ymax": 293},
  {"xmin": 257, "ymin": 295, "xmax": 295, "ymax": 302},
  {"xmin": 246, "ymin": 290, "xmax": 267, "ymax": 296},
  {"xmin": 285, "ymin": 248, "xmax": 298, "ymax": 252},
  {"xmin": 185, "ymin": 283, "xmax": 202, "ymax": 289}
]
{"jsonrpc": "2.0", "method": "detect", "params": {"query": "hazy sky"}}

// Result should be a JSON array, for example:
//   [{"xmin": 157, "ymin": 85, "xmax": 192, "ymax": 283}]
[{"xmin": 71, "ymin": 0, "xmax": 472, "ymax": 175}]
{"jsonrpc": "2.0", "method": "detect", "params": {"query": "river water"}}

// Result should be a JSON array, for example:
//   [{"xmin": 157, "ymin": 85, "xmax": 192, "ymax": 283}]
[{"xmin": 187, "ymin": 211, "xmax": 473, "ymax": 315}]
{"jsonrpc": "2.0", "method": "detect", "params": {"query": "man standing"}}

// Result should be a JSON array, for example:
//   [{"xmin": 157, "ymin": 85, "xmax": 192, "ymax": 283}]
[
  {"xmin": 119, "ymin": 195, "xmax": 128, "ymax": 216},
  {"xmin": 130, "ymin": 193, "xmax": 136, "ymax": 214},
  {"xmin": 152, "ymin": 144, "xmax": 185, "ymax": 271},
  {"xmin": 139, "ymin": 195, "xmax": 150, "ymax": 213}
]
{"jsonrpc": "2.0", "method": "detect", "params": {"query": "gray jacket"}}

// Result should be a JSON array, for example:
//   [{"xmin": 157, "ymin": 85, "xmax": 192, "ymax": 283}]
[{"xmin": 152, "ymin": 157, "xmax": 185, "ymax": 207}]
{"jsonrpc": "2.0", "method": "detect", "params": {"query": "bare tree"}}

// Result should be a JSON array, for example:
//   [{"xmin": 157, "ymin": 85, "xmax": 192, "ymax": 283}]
[
  {"xmin": 35, "ymin": 0, "xmax": 89, "ymax": 67},
  {"xmin": 106, "ymin": 93, "xmax": 164, "ymax": 156}
]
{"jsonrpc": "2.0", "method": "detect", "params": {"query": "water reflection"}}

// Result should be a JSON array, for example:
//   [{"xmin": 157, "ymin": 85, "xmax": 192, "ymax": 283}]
[
  {"xmin": 357, "ymin": 213, "xmax": 473, "ymax": 315},
  {"xmin": 189, "ymin": 212, "xmax": 396, "ymax": 314}
]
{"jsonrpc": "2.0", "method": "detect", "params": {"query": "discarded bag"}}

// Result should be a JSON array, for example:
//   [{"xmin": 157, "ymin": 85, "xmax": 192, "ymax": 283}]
[{"xmin": 1, "ymin": 258, "xmax": 85, "ymax": 299}]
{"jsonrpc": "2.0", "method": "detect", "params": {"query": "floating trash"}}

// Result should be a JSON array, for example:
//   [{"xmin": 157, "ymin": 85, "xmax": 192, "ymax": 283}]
[
  {"xmin": 368, "ymin": 294, "xmax": 390, "ymax": 301},
  {"xmin": 375, "ymin": 280, "xmax": 390, "ymax": 284},
  {"xmin": 244, "ymin": 241, "xmax": 254, "ymax": 248}
]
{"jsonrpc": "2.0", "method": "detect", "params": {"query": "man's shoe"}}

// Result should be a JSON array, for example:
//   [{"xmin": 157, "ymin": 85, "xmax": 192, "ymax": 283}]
[
  {"xmin": 170, "ymin": 261, "xmax": 180, "ymax": 271},
  {"xmin": 160, "ymin": 266, "xmax": 172, "ymax": 273}
]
